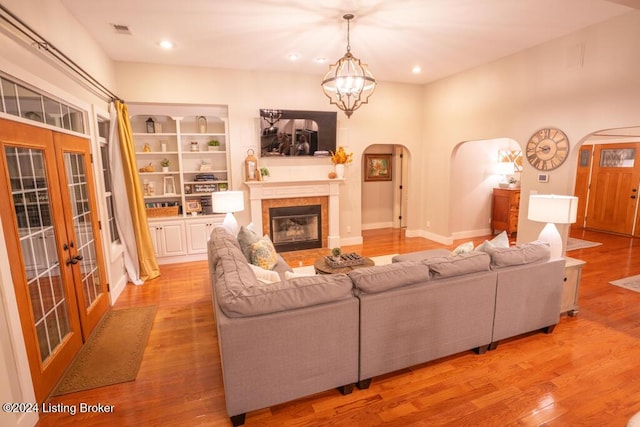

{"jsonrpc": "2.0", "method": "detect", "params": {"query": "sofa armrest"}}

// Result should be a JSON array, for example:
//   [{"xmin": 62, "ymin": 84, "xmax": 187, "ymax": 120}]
[
  {"xmin": 492, "ymin": 259, "xmax": 565, "ymax": 343},
  {"xmin": 215, "ymin": 297, "xmax": 359, "ymax": 417}
]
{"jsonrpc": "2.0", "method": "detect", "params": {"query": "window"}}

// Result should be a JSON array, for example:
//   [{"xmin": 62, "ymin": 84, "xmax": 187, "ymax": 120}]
[
  {"xmin": 600, "ymin": 148, "xmax": 635, "ymax": 168},
  {"xmin": 98, "ymin": 118, "xmax": 119, "ymax": 244},
  {"xmin": 0, "ymin": 72, "xmax": 85, "ymax": 133}
]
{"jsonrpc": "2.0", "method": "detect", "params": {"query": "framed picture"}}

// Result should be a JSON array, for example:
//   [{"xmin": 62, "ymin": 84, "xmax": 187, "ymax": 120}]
[
  {"xmin": 364, "ymin": 154, "xmax": 392, "ymax": 181},
  {"xmin": 537, "ymin": 173, "xmax": 549, "ymax": 183},
  {"xmin": 185, "ymin": 199, "xmax": 202, "ymax": 214}
]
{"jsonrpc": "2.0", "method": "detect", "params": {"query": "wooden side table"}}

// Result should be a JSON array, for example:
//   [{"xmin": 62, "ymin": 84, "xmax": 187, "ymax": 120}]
[
  {"xmin": 491, "ymin": 188, "xmax": 520, "ymax": 237},
  {"xmin": 314, "ymin": 257, "xmax": 375, "ymax": 274},
  {"xmin": 562, "ymin": 257, "xmax": 586, "ymax": 316}
]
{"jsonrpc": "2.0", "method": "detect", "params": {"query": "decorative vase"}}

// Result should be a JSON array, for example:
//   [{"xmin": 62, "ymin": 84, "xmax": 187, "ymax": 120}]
[
  {"xmin": 162, "ymin": 166, "xmax": 169, "ymax": 173},
  {"xmin": 208, "ymin": 146, "xmax": 219, "ymax": 152},
  {"xmin": 335, "ymin": 164, "xmax": 345, "ymax": 179}
]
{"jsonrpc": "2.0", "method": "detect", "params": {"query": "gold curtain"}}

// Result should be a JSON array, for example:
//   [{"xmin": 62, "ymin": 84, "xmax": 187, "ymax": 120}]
[{"xmin": 115, "ymin": 100, "xmax": 160, "ymax": 281}]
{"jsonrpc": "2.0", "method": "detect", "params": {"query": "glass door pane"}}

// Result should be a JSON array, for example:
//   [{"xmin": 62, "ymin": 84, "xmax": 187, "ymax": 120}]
[
  {"xmin": 63, "ymin": 152, "xmax": 103, "ymax": 310},
  {"xmin": 5, "ymin": 146, "xmax": 70, "ymax": 362}
]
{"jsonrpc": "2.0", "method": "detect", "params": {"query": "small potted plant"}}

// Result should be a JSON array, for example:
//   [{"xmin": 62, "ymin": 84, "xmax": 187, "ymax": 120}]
[
  {"xmin": 331, "ymin": 247, "xmax": 342, "ymax": 262},
  {"xmin": 207, "ymin": 139, "xmax": 220, "ymax": 151},
  {"xmin": 508, "ymin": 176, "xmax": 518, "ymax": 188},
  {"xmin": 160, "ymin": 158, "xmax": 170, "ymax": 172},
  {"xmin": 260, "ymin": 167, "xmax": 270, "ymax": 181}
]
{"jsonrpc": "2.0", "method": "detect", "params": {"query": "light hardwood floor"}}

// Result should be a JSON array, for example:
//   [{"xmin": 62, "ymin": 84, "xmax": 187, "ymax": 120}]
[{"xmin": 37, "ymin": 228, "xmax": 640, "ymax": 426}]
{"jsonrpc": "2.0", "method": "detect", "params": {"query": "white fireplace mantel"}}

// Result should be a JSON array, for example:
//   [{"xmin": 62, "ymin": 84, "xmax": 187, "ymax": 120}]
[{"xmin": 244, "ymin": 178, "xmax": 344, "ymax": 248}]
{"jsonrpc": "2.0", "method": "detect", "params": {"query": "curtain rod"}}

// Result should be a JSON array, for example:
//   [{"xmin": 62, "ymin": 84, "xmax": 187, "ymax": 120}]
[{"xmin": 0, "ymin": 4, "xmax": 123, "ymax": 103}]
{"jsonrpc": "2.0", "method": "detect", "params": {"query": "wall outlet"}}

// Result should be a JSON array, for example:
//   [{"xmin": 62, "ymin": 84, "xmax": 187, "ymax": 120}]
[
  {"xmin": 426, "ymin": 220, "xmax": 431, "ymax": 227},
  {"xmin": 346, "ymin": 225, "xmax": 351, "ymax": 233}
]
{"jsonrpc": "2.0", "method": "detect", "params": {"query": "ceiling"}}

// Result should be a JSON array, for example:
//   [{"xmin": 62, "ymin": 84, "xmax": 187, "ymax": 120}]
[{"xmin": 58, "ymin": 0, "xmax": 636, "ymax": 85}]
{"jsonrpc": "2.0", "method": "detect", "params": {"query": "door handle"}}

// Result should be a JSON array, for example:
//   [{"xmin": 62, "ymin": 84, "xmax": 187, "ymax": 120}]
[{"xmin": 65, "ymin": 254, "xmax": 83, "ymax": 265}]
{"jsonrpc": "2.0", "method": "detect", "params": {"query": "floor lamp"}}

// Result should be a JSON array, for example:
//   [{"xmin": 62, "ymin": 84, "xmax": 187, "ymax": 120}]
[
  {"xmin": 528, "ymin": 194, "xmax": 578, "ymax": 260},
  {"xmin": 212, "ymin": 191, "xmax": 245, "ymax": 236}
]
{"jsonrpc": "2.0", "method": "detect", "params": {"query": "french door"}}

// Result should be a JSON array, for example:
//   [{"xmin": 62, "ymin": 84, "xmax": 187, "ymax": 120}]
[{"xmin": 0, "ymin": 118, "xmax": 109, "ymax": 402}]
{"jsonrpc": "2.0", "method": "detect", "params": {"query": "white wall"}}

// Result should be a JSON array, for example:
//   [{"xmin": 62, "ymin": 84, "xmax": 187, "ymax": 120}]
[
  {"xmin": 419, "ymin": 10, "xmax": 640, "ymax": 244},
  {"xmin": 113, "ymin": 62, "xmax": 425, "ymax": 244}
]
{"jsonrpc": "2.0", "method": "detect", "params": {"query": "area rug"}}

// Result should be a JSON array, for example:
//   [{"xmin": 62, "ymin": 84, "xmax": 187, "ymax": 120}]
[
  {"xmin": 292, "ymin": 254, "xmax": 398, "ymax": 274},
  {"xmin": 609, "ymin": 275, "xmax": 640, "ymax": 293},
  {"xmin": 52, "ymin": 305, "xmax": 157, "ymax": 396},
  {"xmin": 566, "ymin": 237, "xmax": 602, "ymax": 251}
]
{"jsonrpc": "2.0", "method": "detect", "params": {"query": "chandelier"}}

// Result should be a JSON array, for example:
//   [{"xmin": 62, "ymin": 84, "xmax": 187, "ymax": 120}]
[{"xmin": 321, "ymin": 14, "xmax": 376, "ymax": 118}]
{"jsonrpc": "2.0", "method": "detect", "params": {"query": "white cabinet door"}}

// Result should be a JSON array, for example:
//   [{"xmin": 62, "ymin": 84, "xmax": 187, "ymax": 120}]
[
  {"xmin": 149, "ymin": 220, "xmax": 186, "ymax": 257},
  {"xmin": 186, "ymin": 220, "xmax": 209, "ymax": 254},
  {"xmin": 159, "ymin": 222, "xmax": 186, "ymax": 256},
  {"xmin": 185, "ymin": 219, "xmax": 221, "ymax": 254}
]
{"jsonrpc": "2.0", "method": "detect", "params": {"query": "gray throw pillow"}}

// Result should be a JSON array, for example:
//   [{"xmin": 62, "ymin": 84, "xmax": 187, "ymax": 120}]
[
  {"xmin": 485, "ymin": 241, "xmax": 550, "ymax": 269},
  {"xmin": 237, "ymin": 225, "xmax": 260, "ymax": 262},
  {"xmin": 423, "ymin": 251, "xmax": 491, "ymax": 278}
]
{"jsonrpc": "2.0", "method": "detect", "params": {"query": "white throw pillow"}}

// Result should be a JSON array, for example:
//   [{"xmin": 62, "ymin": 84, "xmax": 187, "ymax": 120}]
[
  {"xmin": 450, "ymin": 241, "xmax": 474, "ymax": 256},
  {"xmin": 285, "ymin": 270, "xmax": 315, "ymax": 280},
  {"xmin": 248, "ymin": 263, "xmax": 280, "ymax": 284},
  {"xmin": 476, "ymin": 231, "xmax": 510, "ymax": 252}
]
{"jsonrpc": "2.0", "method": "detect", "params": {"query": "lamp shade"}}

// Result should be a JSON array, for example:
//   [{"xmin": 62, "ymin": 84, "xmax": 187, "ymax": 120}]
[
  {"xmin": 212, "ymin": 191, "xmax": 244, "ymax": 214},
  {"xmin": 528, "ymin": 194, "xmax": 578, "ymax": 224}
]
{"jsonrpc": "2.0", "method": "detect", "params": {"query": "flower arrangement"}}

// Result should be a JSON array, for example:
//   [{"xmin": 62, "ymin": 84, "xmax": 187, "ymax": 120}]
[{"xmin": 330, "ymin": 146, "xmax": 353, "ymax": 165}]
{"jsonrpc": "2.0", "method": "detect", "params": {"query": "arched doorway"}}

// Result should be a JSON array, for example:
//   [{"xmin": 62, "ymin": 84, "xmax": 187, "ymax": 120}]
[
  {"xmin": 450, "ymin": 138, "xmax": 522, "ymax": 239},
  {"xmin": 361, "ymin": 144, "xmax": 410, "ymax": 230},
  {"xmin": 573, "ymin": 126, "xmax": 640, "ymax": 237}
]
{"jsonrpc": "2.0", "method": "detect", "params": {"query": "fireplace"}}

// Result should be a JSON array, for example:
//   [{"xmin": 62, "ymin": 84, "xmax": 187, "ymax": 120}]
[
  {"xmin": 269, "ymin": 205, "xmax": 321, "ymax": 252},
  {"xmin": 245, "ymin": 178, "xmax": 342, "ymax": 249}
]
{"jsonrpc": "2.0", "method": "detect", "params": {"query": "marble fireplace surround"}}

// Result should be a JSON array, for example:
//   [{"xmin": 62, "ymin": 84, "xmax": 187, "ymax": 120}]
[{"xmin": 244, "ymin": 179, "xmax": 343, "ymax": 248}]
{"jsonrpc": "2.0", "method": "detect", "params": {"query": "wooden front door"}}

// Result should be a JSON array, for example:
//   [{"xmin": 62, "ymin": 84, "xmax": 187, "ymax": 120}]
[
  {"xmin": 585, "ymin": 143, "xmax": 640, "ymax": 235},
  {"xmin": 0, "ymin": 119, "xmax": 109, "ymax": 402}
]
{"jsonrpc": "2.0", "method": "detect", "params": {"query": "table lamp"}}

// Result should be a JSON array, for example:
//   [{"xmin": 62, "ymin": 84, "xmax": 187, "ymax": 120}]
[
  {"xmin": 212, "ymin": 191, "xmax": 245, "ymax": 236},
  {"xmin": 528, "ymin": 194, "xmax": 578, "ymax": 260},
  {"xmin": 496, "ymin": 162, "xmax": 515, "ymax": 187}
]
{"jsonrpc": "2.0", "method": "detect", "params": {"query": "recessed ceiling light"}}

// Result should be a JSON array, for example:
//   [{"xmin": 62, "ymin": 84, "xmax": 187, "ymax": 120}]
[
  {"xmin": 287, "ymin": 53, "xmax": 301, "ymax": 61},
  {"xmin": 314, "ymin": 57, "xmax": 327, "ymax": 64},
  {"xmin": 159, "ymin": 40, "xmax": 174, "ymax": 49},
  {"xmin": 412, "ymin": 65, "xmax": 422, "ymax": 74}
]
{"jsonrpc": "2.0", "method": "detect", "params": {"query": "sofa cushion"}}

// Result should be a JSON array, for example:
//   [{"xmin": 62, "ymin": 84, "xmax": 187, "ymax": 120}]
[
  {"xmin": 484, "ymin": 240, "xmax": 550, "ymax": 269},
  {"xmin": 208, "ymin": 227, "xmax": 243, "ymax": 266},
  {"xmin": 423, "ymin": 251, "xmax": 491, "ymax": 278},
  {"xmin": 349, "ymin": 261, "xmax": 430, "ymax": 294},
  {"xmin": 250, "ymin": 235, "xmax": 278, "ymax": 270},
  {"xmin": 216, "ymin": 270, "xmax": 355, "ymax": 317}
]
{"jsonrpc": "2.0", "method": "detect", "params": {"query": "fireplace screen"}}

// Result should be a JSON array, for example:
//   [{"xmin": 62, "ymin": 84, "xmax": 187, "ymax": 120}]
[{"xmin": 269, "ymin": 205, "xmax": 321, "ymax": 252}]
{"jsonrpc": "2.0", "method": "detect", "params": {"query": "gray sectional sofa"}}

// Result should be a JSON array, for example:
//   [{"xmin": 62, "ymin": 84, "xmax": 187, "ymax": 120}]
[{"xmin": 208, "ymin": 227, "xmax": 565, "ymax": 426}]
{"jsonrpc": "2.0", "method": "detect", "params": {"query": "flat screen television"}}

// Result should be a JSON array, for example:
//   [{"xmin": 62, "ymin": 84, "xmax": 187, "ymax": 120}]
[{"xmin": 260, "ymin": 109, "xmax": 337, "ymax": 157}]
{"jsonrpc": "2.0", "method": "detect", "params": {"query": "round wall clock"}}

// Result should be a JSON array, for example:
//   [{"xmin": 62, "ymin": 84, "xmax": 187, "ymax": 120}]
[{"xmin": 526, "ymin": 127, "xmax": 570, "ymax": 171}]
